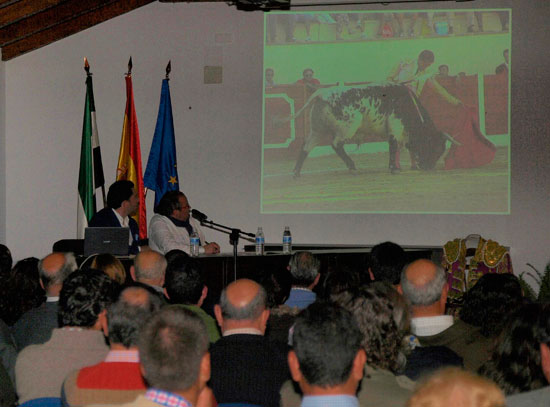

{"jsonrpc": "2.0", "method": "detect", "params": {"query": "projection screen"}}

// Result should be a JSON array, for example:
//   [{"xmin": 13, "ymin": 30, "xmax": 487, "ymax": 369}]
[{"xmin": 262, "ymin": 9, "xmax": 511, "ymax": 214}]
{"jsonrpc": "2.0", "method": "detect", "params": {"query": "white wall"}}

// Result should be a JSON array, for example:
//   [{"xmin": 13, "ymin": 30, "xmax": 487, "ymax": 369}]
[{"xmin": 3, "ymin": 1, "xmax": 550, "ymax": 285}]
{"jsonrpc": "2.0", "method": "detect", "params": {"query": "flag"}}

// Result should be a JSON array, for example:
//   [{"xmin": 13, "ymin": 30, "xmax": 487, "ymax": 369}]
[
  {"xmin": 117, "ymin": 74, "xmax": 147, "ymax": 239},
  {"xmin": 144, "ymin": 78, "xmax": 179, "ymax": 207},
  {"xmin": 77, "ymin": 72, "xmax": 105, "ymax": 238}
]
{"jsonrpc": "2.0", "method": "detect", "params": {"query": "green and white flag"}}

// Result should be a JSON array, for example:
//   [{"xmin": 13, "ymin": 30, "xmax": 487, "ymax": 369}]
[{"xmin": 77, "ymin": 69, "xmax": 105, "ymax": 238}]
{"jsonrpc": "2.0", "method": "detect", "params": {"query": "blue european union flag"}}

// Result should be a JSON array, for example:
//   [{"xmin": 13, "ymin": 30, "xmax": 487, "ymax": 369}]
[{"xmin": 144, "ymin": 79, "xmax": 179, "ymax": 207}]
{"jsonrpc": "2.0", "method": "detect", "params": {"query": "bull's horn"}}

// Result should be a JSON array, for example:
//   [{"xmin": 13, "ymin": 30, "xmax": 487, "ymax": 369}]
[{"xmin": 444, "ymin": 133, "xmax": 462, "ymax": 146}]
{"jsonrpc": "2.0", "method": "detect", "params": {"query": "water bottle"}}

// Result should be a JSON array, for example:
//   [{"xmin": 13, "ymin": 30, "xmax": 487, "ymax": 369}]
[
  {"xmin": 282, "ymin": 226, "xmax": 292, "ymax": 254},
  {"xmin": 255, "ymin": 227, "xmax": 265, "ymax": 256},
  {"xmin": 190, "ymin": 231, "xmax": 200, "ymax": 257}
]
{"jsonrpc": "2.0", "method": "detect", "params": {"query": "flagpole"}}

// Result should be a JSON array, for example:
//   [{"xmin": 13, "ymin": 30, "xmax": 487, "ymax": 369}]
[
  {"xmin": 84, "ymin": 58, "xmax": 107, "ymax": 208},
  {"xmin": 143, "ymin": 60, "xmax": 180, "ymax": 207}
]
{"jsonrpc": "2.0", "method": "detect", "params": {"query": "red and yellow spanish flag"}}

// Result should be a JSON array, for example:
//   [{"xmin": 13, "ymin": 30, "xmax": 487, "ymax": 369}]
[{"xmin": 117, "ymin": 72, "xmax": 147, "ymax": 239}]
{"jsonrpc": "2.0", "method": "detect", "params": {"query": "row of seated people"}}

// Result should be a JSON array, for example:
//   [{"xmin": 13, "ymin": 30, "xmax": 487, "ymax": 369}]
[{"xmin": 0, "ymin": 243, "xmax": 547, "ymax": 407}]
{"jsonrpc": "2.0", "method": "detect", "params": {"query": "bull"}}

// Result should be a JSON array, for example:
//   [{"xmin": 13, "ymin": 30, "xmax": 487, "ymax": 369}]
[{"xmin": 291, "ymin": 83, "xmax": 451, "ymax": 177}]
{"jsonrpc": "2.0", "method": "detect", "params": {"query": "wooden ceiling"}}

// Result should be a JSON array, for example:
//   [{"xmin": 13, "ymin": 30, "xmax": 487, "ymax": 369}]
[{"xmin": 0, "ymin": 0, "xmax": 220, "ymax": 61}]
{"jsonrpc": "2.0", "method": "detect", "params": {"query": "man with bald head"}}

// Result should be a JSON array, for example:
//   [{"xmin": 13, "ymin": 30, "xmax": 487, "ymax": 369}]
[
  {"xmin": 62, "ymin": 286, "xmax": 163, "ymax": 405},
  {"xmin": 13, "ymin": 252, "xmax": 77, "ymax": 351},
  {"xmin": 130, "ymin": 250, "xmax": 167, "ymax": 295},
  {"xmin": 210, "ymin": 279, "xmax": 289, "ymax": 406},
  {"xmin": 400, "ymin": 259, "xmax": 489, "ymax": 371}
]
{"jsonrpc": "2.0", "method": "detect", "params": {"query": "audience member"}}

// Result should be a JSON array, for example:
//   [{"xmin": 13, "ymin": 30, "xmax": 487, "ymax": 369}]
[
  {"xmin": 130, "ymin": 250, "xmax": 167, "ymax": 295},
  {"xmin": 320, "ymin": 268, "xmax": 359, "ymax": 299},
  {"xmin": 210, "ymin": 279, "xmax": 289, "ymax": 406},
  {"xmin": 479, "ymin": 303, "xmax": 550, "ymax": 397},
  {"xmin": 459, "ymin": 273, "xmax": 523, "ymax": 338},
  {"xmin": 62, "ymin": 286, "xmax": 163, "ymax": 405},
  {"xmin": 287, "ymin": 302, "xmax": 366, "ymax": 407},
  {"xmin": 0, "ymin": 360, "xmax": 15, "ymax": 407},
  {"xmin": 407, "ymin": 368, "xmax": 505, "ymax": 407},
  {"xmin": 149, "ymin": 191, "xmax": 219, "ymax": 255},
  {"xmin": 400, "ymin": 259, "xmax": 487, "ymax": 371},
  {"xmin": 89, "ymin": 180, "xmax": 141, "ymax": 254},
  {"xmin": 15, "ymin": 269, "xmax": 118, "ymax": 404},
  {"xmin": 332, "ymin": 283, "xmax": 415, "ymax": 406},
  {"xmin": 1, "ymin": 257, "xmax": 44, "ymax": 326},
  {"xmin": 260, "ymin": 267, "xmax": 298, "ymax": 344},
  {"xmin": 165, "ymin": 248, "xmax": 188, "ymax": 265},
  {"xmin": 285, "ymin": 251, "xmax": 320, "ymax": 309},
  {"xmin": 0, "ymin": 244, "xmax": 11, "ymax": 276},
  {"xmin": 368, "ymin": 241, "xmax": 406, "ymax": 285},
  {"xmin": 0, "ymin": 318, "xmax": 16, "ymax": 399},
  {"xmin": 13, "ymin": 252, "xmax": 77, "ymax": 351},
  {"xmin": 164, "ymin": 256, "xmax": 220, "ymax": 343},
  {"xmin": 115, "ymin": 306, "xmax": 213, "ymax": 407},
  {"xmin": 506, "ymin": 305, "xmax": 550, "ymax": 405},
  {"xmin": 91, "ymin": 253, "xmax": 127, "ymax": 285}
]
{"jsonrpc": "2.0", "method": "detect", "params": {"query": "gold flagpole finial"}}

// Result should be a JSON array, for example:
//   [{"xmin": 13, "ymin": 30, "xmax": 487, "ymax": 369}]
[
  {"xmin": 165, "ymin": 60, "xmax": 171, "ymax": 80},
  {"xmin": 84, "ymin": 57, "xmax": 91, "ymax": 76}
]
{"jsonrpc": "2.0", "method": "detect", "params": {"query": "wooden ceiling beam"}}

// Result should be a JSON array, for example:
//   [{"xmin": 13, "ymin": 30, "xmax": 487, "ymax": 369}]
[
  {"xmin": 1, "ymin": 0, "xmax": 156, "ymax": 61},
  {"xmin": 0, "ymin": 0, "xmax": 116, "ymax": 46},
  {"xmin": 0, "ymin": 1, "xmax": 21, "ymax": 8},
  {"xmin": 0, "ymin": 0, "xmax": 66, "ymax": 27}
]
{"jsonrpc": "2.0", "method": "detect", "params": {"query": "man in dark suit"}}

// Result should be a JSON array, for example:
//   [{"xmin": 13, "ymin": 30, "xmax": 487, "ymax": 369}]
[
  {"xmin": 89, "ymin": 180, "xmax": 140, "ymax": 254},
  {"xmin": 210, "ymin": 279, "xmax": 289, "ymax": 407},
  {"xmin": 13, "ymin": 252, "xmax": 77, "ymax": 351}
]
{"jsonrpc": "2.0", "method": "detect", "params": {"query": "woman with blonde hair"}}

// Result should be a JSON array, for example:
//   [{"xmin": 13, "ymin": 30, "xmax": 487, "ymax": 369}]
[
  {"xmin": 90, "ymin": 253, "xmax": 126, "ymax": 285},
  {"xmin": 407, "ymin": 367, "xmax": 505, "ymax": 407}
]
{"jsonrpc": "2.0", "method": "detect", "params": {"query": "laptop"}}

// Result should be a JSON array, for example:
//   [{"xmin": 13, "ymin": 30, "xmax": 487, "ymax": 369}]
[{"xmin": 84, "ymin": 227, "xmax": 130, "ymax": 257}]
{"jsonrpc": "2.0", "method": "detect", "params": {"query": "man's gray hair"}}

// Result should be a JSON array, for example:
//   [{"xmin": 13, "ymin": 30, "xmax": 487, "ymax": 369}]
[
  {"xmin": 289, "ymin": 251, "xmax": 320, "ymax": 287},
  {"xmin": 219, "ymin": 284, "xmax": 267, "ymax": 321},
  {"xmin": 134, "ymin": 251, "xmax": 167, "ymax": 281},
  {"xmin": 38, "ymin": 252, "xmax": 77, "ymax": 288},
  {"xmin": 400, "ymin": 263, "xmax": 447, "ymax": 306},
  {"xmin": 139, "ymin": 306, "xmax": 208, "ymax": 391}
]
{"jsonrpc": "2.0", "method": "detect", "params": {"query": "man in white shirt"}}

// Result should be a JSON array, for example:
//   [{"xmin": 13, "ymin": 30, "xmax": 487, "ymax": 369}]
[
  {"xmin": 148, "ymin": 191, "xmax": 219, "ymax": 255},
  {"xmin": 400, "ymin": 259, "xmax": 489, "ymax": 371}
]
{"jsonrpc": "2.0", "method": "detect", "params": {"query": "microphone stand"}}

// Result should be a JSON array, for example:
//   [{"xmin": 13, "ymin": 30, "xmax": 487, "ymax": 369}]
[{"xmin": 196, "ymin": 217, "xmax": 255, "ymax": 281}]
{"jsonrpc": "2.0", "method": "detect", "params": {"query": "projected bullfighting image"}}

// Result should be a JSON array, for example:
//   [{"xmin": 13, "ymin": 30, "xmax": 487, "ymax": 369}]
[{"xmin": 261, "ymin": 9, "xmax": 510, "ymax": 214}]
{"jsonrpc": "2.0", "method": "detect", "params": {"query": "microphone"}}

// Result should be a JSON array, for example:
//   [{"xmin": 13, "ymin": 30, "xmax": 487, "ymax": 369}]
[{"xmin": 191, "ymin": 209, "xmax": 208, "ymax": 222}]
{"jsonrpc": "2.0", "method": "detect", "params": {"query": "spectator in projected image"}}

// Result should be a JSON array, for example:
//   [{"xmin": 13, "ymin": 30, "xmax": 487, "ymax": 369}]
[
  {"xmin": 467, "ymin": 11, "xmax": 484, "ymax": 33},
  {"xmin": 333, "ymin": 13, "xmax": 366, "ymax": 40},
  {"xmin": 495, "ymin": 49, "xmax": 509, "ymax": 75},
  {"xmin": 427, "ymin": 12, "xmax": 454, "ymax": 35},
  {"xmin": 296, "ymin": 68, "xmax": 320, "ymax": 93},
  {"xmin": 498, "ymin": 11, "xmax": 509, "ymax": 32},
  {"xmin": 437, "ymin": 64, "xmax": 449, "ymax": 78},
  {"xmin": 290, "ymin": 15, "xmax": 315, "ymax": 42},
  {"xmin": 265, "ymin": 68, "xmax": 275, "ymax": 88}
]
